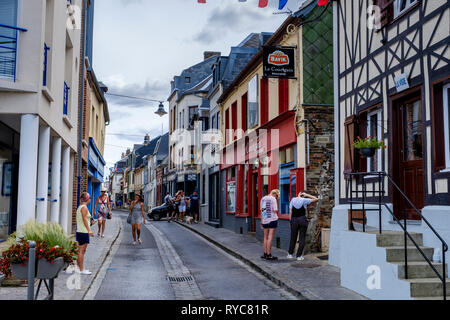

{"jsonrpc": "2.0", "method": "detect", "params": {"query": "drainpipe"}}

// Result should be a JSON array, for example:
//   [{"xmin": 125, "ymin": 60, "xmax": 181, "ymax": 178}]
[{"xmin": 77, "ymin": 0, "xmax": 88, "ymax": 208}]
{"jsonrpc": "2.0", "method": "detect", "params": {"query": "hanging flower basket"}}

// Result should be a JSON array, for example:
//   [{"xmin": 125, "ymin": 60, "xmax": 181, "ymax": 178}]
[
  {"xmin": 353, "ymin": 136, "xmax": 386, "ymax": 158},
  {"xmin": 359, "ymin": 147, "xmax": 376, "ymax": 158},
  {"xmin": 36, "ymin": 257, "xmax": 64, "ymax": 280}
]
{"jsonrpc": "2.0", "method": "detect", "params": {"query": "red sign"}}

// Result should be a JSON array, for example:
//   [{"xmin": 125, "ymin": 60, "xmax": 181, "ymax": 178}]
[{"xmin": 268, "ymin": 50, "xmax": 289, "ymax": 66}]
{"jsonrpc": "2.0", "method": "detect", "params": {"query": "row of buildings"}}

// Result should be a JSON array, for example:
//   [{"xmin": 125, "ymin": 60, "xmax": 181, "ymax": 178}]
[
  {"xmin": 110, "ymin": 0, "xmax": 450, "ymax": 300},
  {"xmin": 0, "ymin": 0, "xmax": 109, "ymax": 238}
]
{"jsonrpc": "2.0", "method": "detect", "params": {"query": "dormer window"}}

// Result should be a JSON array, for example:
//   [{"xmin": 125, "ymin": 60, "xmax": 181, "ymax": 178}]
[{"xmin": 185, "ymin": 77, "xmax": 191, "ymax": 84}]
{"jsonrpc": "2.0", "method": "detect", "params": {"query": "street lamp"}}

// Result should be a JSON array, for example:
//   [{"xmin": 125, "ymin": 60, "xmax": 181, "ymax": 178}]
[{"xmin": 155, "ymin": 101, "xmax": 167, "ymax": 117}]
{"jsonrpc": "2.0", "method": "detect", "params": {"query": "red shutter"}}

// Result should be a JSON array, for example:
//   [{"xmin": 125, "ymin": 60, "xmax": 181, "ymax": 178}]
[
  {"xmin": 225, "ymin": 108, "xmax": 230, "ymax": 145},
  {"xmin": 242, "ymin": 92, "xmax": 248, "ymax": 133},
  {"xmin": 261, "ymin": 77, "xmax": 269, "ymax": 124},
  {"xmin": 344, "ymin": 115, "xmax": 358, "ymax": 178},
  {"xmin": 232, "ymin": 101, "xmax": 237, "ymax": 131},
  {"xmin": 433, "ymin": 83, "xmax": 446, "ymax": 172},
  {"xmin": 278, "ymin": 79, "xmax": 289, "ymax": 114}
]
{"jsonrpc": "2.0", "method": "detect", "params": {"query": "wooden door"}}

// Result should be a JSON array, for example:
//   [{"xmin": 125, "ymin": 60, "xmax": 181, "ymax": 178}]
[{"xmin": 393, "ymin": 96, "xmax": 425, "ymax": 220}]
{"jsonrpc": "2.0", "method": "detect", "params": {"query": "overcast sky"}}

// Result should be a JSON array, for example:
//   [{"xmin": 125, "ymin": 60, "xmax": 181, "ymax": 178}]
[{"xmin": 93, "ymin": 0, "xmax": 304, "ymax": 172}]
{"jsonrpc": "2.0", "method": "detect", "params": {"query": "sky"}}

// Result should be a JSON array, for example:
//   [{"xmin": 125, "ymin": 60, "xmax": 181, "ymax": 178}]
[{"xmin": 93, "ymin": 0, "xmax": 306, "ymax": 173}]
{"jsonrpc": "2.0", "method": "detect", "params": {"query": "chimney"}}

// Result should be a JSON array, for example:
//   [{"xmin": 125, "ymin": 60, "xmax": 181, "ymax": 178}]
[
  {"xmin": 126, "ymin": 148, "xmax": 131, "ymax": 156},
  {"xmin": 204, "ymin": 51, "xmax": 221, "ymax": 61},
  {"xmin": 144, "ymin": 134, "xmax": 150, "ymax": 145}
]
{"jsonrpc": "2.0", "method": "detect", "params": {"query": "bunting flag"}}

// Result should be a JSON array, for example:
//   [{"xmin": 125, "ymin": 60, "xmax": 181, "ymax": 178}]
[
  {"xmin": 258, "ymin": 0, "xmax": 269, "ymax": 8},
  {"xmin": 318, "ymin": 0, "xmax": 328, "ymax": 6},
  {"xmin": 278, "ymin": 0, "xmax": 288, "ymax": 10}
]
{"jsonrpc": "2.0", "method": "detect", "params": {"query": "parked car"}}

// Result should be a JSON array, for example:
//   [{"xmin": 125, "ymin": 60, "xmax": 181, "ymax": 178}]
[{"xmin": 147, "ymin": 203, "xmax": 171, "ymax": 221}]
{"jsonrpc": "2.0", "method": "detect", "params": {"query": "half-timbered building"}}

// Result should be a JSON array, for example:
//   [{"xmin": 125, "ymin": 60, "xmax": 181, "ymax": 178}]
[{"xmin": 330, "ymin": 0, "xmax": 450, "ymax": 299}]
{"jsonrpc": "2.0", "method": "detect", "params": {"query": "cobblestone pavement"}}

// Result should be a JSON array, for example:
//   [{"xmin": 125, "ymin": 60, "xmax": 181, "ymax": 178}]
[
  {"xmin": 0, "ymin": 214, "xmax": 121, "ymax": 300},
  {"xmin": 175, "ymin": 221, "xmax": 368, "ymax": 300}
]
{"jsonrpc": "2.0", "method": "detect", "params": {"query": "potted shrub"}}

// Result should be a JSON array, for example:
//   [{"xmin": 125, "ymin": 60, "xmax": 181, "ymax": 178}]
[
  {"xmin": 0, "ymin": 221, "xmax": 78, "ymax": 281},
  {"xmin": 353, "ymin": 136, "xmax": 386, "ymax": 158}
]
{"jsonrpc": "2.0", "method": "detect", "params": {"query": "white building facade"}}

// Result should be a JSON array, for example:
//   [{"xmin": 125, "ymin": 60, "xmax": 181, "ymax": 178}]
[{"xmin": 0, "ymin": 0, "xmax": 82, "ymax": 238}]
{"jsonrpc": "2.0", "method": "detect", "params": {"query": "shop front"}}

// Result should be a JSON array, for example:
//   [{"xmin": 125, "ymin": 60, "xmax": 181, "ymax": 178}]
[
  {"xmin": 221, "ymin": 111, "xmax": 305, "ymax": 248},
  {"xmin": 87, "ymin": 137, "xmax": 106, "ymax": 214},
  {"xmin": 0, "ymin": 121, "xmax": 19, "ymax": 242}
]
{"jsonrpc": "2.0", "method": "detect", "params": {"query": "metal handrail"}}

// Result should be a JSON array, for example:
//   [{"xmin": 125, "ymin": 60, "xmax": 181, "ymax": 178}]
[
  {"xmin": 348, "ymin": 171, "xmax": 448, "ymax": 300},
  {"xmin": 0, "ymin": 24, "xmax": 27, "ymax": 82}
]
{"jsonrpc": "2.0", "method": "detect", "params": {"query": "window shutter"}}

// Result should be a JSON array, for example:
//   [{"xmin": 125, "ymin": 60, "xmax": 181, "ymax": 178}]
[
  {"xmin": 261, "ymin": 78, "xmax": 269, "ymax": 124},
  {"xmin": 344, "ymin": 115, "xmax": 358, "ymax": 178},
  {"xmin": 242, "ymin": 93, "xmax": 248, "ymax": 132},
  {"xmin": 433, "ymin": 83, "xmax": 445, "ymax": 172},
  {"xmin": 278, "ymin": 79, "xmax": 289, "ymax": 114},
  {"xmin": 375, "ymin": 0, "xmax": 394, "ymax": 28}
]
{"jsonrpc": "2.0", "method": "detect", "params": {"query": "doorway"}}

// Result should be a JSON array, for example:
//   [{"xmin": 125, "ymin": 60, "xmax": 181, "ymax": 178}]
[{"xmin": 392, "ymin": 92, "xmax": 425, "ymax": 220}]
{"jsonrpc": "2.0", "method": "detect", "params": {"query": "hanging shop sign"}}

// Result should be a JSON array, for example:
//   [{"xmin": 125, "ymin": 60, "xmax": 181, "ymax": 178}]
[{"xmin": 263, "ymin": 46, "xmax": 296, "ymax": 79}]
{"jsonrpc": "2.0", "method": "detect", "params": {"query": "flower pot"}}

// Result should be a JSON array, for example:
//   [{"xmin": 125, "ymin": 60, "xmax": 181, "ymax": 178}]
[
  {"xmin": 11, "ymin": 262, "xmax": 35, "ymax": 280},
  {"xmin": 359, "ymin": 147, "xmax": 376, "ymax": 158},
  {"xmin": 36, "ymin": 257, "xmax": 64, "ymax": 280}
]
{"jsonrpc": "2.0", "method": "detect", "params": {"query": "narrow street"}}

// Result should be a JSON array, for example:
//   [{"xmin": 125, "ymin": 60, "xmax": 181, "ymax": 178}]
[{"xmin": 95, "ymin": 211, "xmax": 297, "ymax": 300}]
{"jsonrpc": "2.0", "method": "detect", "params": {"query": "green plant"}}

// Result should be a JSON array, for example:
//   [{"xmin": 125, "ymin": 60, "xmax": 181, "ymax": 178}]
[
  {"xmin": 19, "ymin": 220, "xmax": 45, "ymax": 243},
  {"xmin": 353, "ymin": 136, "xmax": 386, "ymax": 149}
]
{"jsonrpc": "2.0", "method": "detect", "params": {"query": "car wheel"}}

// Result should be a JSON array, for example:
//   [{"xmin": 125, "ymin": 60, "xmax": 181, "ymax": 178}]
[{"xmin": 153, "ymin": 213, "xmax": 162, "ymax": 221}]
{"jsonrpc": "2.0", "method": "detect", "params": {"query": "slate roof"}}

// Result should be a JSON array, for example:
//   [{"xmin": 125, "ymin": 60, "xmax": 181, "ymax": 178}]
[
  {"xmin": 134, "ymin": 136, "xmax": 161, "ymax": 168},
  {"xmin": 155, "ymin": 132, "xmax": 169, "ymax": 164}
]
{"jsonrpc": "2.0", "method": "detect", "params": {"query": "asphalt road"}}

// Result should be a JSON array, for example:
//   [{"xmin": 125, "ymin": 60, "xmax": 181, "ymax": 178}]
[{"xmin": 95, "ymin": 212, "xmax": 294, "ymax": 300}]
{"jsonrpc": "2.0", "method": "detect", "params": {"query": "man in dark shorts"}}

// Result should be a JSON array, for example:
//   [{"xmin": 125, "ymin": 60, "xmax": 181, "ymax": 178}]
[{"xmin": 189, "ymin": 190, "xmax": 200, "ymax": 223}]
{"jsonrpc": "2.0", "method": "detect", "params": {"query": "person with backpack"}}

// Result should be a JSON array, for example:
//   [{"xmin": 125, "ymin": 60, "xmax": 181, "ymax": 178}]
[{"xmin": 287, "ymin": 191, "xmax": 319, "ymax": 261}]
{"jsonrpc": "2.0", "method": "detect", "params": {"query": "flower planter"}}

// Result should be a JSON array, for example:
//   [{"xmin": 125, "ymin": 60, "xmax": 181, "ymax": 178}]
[
  {"xmin": 0, "ymin": 273, "xmax": 4, "ymax": 286},
  {"xmin": 11, "ymin": 262, "xmax": 35, "ymax": 280},
  {"xmin": 359, "ymin": 147, "xmax": 376, "ymax": 158},
  {"xmin": 36, "ymin": 257, "xmax": 64, "ymax": 280}
]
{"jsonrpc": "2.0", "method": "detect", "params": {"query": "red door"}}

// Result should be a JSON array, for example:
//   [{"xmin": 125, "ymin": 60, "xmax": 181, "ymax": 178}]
[{"xmin": 393, "ymin": 95, "xmax": 425, "ymax": 220}]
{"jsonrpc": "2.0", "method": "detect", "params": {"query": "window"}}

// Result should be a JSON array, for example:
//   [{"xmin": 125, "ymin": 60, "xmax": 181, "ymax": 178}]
[
  {"xmin": 0, "ymin": 0, "xmax": 18, "ymax": 80},
  {"xmin": 367, "ymin": 110, "xmax": 382, "ymax": 172},
  {"xmin": 185, "ymin": 77, "xmax": 191, "ymax": 84},
  {"xmin": 443, "ymin": 84, "xmax": 450, "ymax": 170},
  {"xmin": 279, "ymin": 147, "xmax": 295, "ymax": 214},
  {"xmin": 248, "ymin": 74, "xmax": 259, "ymax": 129},
  {"xmin": 225, "ymin": 108, "xmax": 230, "ymax": 145},
  {"xmin": 189, "ymin": 106, "xmax": 198, "ymax": 123},
  {"xmin": 231, "ymin": 102, "xmax": 237, "ymax": 132},
  {"xmin": 226, "ymin": 167, "xmax": 236, "ymax": 213},
  {"xmin": 394, "ymin": 0, "xmax": 418, "ymax": 18}
]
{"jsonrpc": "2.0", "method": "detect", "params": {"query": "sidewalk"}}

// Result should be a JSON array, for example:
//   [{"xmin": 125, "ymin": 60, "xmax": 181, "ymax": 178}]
[
  {"xmin": 176, "ymin": 221, "xmax": 368, "ymax": 300},
  {"xmin": 0, "ymin": 214, "xmax": 122, "ymax": 300}
]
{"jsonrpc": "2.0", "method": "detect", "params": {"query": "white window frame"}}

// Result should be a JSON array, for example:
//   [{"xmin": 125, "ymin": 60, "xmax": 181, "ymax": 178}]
[
  {"xmin": 394, "ymin": 0, "xmax": 418, "ymax": 19},
  {"xmin": 367, "ymin": 109, "xmax": 382, "ymax": 173},
  {"xmin": 443, "ymin": 83, "xmax": 450, "ymax": 171}
]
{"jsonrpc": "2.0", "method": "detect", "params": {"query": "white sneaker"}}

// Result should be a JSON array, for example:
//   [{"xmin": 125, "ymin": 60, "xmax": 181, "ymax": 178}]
[
  {"xmin": 287, "ymin": 254, "xmax": 294, "ymax": 259},
  {"xmin": 80, "ymin": 270, "xmax": 92, "ymax": 275},
  {"xmin": 297, "ymin": 256, "xmax": 305, "ymax": 261}
]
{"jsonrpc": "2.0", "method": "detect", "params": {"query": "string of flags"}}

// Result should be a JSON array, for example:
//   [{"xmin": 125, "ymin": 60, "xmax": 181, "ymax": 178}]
[{"xmin": 197, "ymin": 0, "xmax": 329, "ymax": 9}]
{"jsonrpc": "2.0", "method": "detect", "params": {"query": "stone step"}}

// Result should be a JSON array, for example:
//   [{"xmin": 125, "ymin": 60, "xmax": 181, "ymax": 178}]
[
  {"xmin": 414, "ymin": 296, "xmax": 447, "ymax": 300},
  {"xmin": 373, "ymin": 231, "xmax": 423, "ymax": 247},
  {"xmin": 407, "ymin": 278, "xmax": 450, "ymax": 298},
  {"xmin": 395, "ymin": 261, "xmax": 448, "ymax": 279},
  {"xmin": 385, "ymin": 246, "xmax": 434, "ymax": 263}
]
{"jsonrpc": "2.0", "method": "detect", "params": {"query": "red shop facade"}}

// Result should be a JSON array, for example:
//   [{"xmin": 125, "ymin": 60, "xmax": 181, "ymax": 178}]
[{"xmin": 220, "ymin": 111, "xmax": 305, "ymax": 234}]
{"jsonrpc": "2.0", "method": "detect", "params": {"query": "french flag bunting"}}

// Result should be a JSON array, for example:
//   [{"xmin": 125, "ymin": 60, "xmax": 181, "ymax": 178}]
[
  {"xmin": 279, "ymin": 0, "xmax": 288, "ymax": 10},
  {"xmin": 318, "ymin": 0, "xmax": 328, "ymax": 6},
  {"xmin": 258, "ymin": 0, "xmax": 269, "ymax": 8}
]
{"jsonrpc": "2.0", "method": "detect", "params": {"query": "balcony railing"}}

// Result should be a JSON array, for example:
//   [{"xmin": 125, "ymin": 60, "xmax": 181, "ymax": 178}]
[
  {"xmin": 63, "ymin": 82, "xmax": 70, "ymax": 115},
  {"xmin": 0, "ymin": 23, "xmax": 27, "ymax": 82}
]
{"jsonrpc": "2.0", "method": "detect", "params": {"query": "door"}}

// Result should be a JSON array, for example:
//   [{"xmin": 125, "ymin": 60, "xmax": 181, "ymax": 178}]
[
  {"xmin": 393, "ymin": 95, "xmax": 425, "ymax": 220},
  {"xmin": 250, "ymin": 171, "xmax": 258, "ymax": 232}
]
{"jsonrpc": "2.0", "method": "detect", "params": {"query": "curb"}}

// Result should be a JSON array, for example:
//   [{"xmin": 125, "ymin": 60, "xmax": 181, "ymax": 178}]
[
  {"xmin": 174, "ymin": 221, "xmax": 310, "ymax": 300},
  {"xmin": 81, "ymin": 217, "xmax": 122, "ymax": 300}
]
